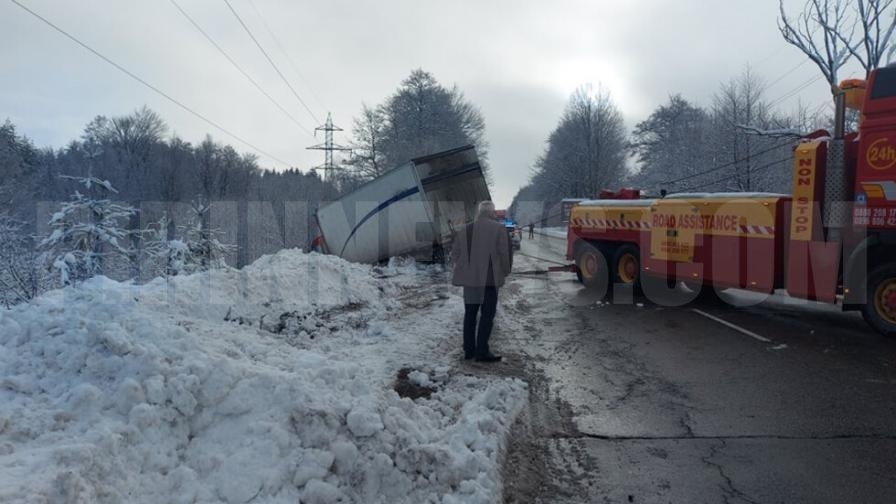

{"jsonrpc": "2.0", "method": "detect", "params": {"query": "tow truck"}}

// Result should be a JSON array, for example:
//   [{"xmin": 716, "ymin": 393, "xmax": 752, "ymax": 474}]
[{"xmin": 564, "ymin": 65, "xmax": 896, "ymax": 336}]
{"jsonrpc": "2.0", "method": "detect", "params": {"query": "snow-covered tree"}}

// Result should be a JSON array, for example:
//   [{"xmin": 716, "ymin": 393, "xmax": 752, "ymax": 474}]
[
  {"xmin": 531, "ymin": 85, "xmax": 628, "ymax": 202},
  {"xmin": 143, "ymin": 202, "xmax": 236, "ymax": 278},
  {"xmin": 38, "ymin": 176, "xmax": 137, "ymax": 285},
  {"xmin": 630, "ymin": 95, "xmax": 714, "ymax": 193},
  {"xmin": 185, "ymin": 200, "xmax": 236, "ymax": 271},
  {"xmin": 376, "ymin": 69, "xmax": 489, "ymax": 175},
  {"xmin": 1, "ymin": 110, "xmax": 338, "ymax": 271},
  {"xmin": 0, "ymin": 215, "xmax": 44, "ymax": 307},
  {"xmin": 141, "ymin": 214, "xmax": 180, "ymax": 278},
  {"xmin": 348, "ymin": 103, "xmax": 387, "ymax": 180},
  {"xmin": 703, "ymin": 68, "xmax": 794, "ymax": 193},
  {"xmin": 0, "ymin": 120, "xmax": 38, "ymax": 180}
]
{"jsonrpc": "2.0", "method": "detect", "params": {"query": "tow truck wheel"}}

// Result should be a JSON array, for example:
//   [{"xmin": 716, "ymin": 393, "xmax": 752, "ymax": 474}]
[
  {"xmin": 861, "ymin": 263, "xmax": 896, "ymax": 337},
  {"xmin": 612, "ymin": 245, "xmax": 641, "ymax": 289},
  {"xmin": 575, "ymin": 242, "xmax": 608, "ymax": 290}
]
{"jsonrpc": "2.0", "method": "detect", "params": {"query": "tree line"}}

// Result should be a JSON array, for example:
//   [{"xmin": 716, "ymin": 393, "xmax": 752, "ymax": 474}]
[
  {"xmin": 509, "ymin": 68, "xmax": 822, "ymax": 228},
  {"xmin": 0, "ymin": 69, "xmax": 488, "ymax": 305}
]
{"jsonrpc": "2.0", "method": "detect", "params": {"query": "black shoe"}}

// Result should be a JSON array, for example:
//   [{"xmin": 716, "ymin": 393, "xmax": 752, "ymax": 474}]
[
  {"xmin": 464, "ymin": 353, "xmax": 474, "ymax": 360},
  {"xmin": 474, "ymin": 353, "xmax": 502, "ymax": 362}
]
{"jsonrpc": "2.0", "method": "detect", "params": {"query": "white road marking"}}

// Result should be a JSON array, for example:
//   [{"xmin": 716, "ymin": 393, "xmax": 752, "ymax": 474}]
[{"xmin": 691, "ymin": 308, "xmax": 773, "ymax": 343}]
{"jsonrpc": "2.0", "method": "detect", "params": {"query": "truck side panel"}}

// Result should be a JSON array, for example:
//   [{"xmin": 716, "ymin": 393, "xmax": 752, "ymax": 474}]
[
  {"xmin": 316, "ymin": 165, "xmax": 432, "ymax": 263},
  {"xmin": 567, "ymin": 196, "xmax": 788, "ymax": 294},
  {"xmin": 567, "ymin": 201, "xmax": 653, "ymax": 259},
  {"xmin": 316, "ymin": 146, "xmax": 489, "ymax": 263},
  {"xmin": 642, "ymin": 197, "xmax": 786, "ymax": 293}
]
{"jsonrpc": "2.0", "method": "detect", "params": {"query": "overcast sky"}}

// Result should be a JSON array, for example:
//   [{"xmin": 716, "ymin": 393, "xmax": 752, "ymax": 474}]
[{"xmin": 2, "ymin": 0, "xmax": 867, "ymax": 207}]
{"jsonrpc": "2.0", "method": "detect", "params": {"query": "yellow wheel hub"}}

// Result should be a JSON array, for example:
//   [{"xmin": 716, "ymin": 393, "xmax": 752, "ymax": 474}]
[
  {"xmin": 580, "ymin": 252, "xmax": 598, "ymax": 280},
  {"xmin": 874, "ymin": 279, "xmax": 896, "ymax": 325},
  {"xmin": 617, "ymin": 253, "xmax": 639, "ymax": 284}
]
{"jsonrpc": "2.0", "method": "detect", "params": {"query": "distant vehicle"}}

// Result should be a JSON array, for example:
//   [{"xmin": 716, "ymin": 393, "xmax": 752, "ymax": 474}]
[
  {"xmin": 508, "ymin": 225, "xmax": 521, "ymax": 250},
  {"xmin": 314, "ymin": 146, "xmax": 490, "ymax": 263}
]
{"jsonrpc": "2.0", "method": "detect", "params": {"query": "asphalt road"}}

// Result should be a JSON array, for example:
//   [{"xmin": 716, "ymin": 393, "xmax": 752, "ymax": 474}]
[{"xmin": 494, "ymin": 231, "xmax": 896, "ymax": 504}]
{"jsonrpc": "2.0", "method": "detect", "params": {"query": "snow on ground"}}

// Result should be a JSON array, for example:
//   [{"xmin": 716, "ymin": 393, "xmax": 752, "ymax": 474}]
[
  {"xmin": 0, "ymin": 250, "xmax": 527, "ymax": 503},
  {"xmin": 533, "ymin": 227, "xmax": 568, "ymax": 240}
]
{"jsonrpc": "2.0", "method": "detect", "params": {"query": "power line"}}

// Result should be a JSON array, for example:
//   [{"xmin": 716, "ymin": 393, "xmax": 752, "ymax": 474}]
[
  {"xmin": 652, "ymin": 67, "xmax": 825, "ymax": 190},
  {"xmin": 676, "ymin": 156, "xmax": 792, "ymax": 192},
  {"xmin": 812, "ymin": 100, "xmax": 831, "ymax": 117},
  {"xmin": 753, "ymin": 42, "xmax": 788, "ymax": 70},
  {"xmin": 224, "ymin": 0, "xmax": 320, "ymax": 125},
  {"xmin": 247, "ymin": 0, "xmax": 327, "ymax": 115},
  {"xmin": 657, "ymin": 64, "xmax": 823, "ymax": 188},
  {"xmin": 660, "ymin": 140, "xmax": 793, "ymax": 186},
  {"xmin": 768, "ymin": 74, "xmax": 825, "ymax": 109},
  {"xmin": 168, "ymin": 0, "xmax": 314, "ymax": 138},
  {"xmin": 765, "ymin": 59, "xmax": 810, "ymax": 91},
  {"xmin": 8, "ymin": 0, "xmax": 292, "ymax": 168}
]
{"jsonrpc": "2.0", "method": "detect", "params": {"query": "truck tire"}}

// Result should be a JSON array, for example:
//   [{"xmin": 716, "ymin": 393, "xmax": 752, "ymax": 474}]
[
  {"xmin": 861, "ymin": 263, "xmax": 896, "ymax": 337},
  {"xmin": 612, "ymin": 245, "xmax": 641, "ymax": 290},
  {"xmin": 575, "ymin": 242, "xmax": 609, "ymax": 291}
]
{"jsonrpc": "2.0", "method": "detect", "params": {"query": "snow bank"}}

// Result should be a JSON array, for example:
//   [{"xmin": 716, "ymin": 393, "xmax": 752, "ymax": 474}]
[{"xmin": 0, "ymin": 250, "xmax": 527, "ymax": 503}]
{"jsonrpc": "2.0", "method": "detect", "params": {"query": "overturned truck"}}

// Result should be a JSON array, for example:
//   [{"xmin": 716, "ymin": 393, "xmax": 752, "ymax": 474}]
[{"xmin": 315, "ymin": 146, "xmax": 491, "ymax": 263}]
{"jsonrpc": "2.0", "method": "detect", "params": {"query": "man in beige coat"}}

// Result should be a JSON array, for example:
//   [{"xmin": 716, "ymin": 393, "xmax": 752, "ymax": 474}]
[{"xmin": 451, "ymin": 201, "xmax": 513, "ymax": 362}]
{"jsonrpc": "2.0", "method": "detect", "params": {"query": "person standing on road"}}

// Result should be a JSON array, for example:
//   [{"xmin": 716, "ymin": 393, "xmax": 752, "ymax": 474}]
[
  {"xmin": 451, "ymin": 201, "xmax": 513, "ymax": 362},
  {"xmin": 528, "ymin": 222, "xmax": 535, "ymax": 239}
]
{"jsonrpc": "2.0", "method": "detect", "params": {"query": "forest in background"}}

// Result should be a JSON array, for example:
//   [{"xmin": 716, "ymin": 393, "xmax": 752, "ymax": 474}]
[{"xmin": 0, "ymin": 69, "xmax": 488, "ymax": 305}]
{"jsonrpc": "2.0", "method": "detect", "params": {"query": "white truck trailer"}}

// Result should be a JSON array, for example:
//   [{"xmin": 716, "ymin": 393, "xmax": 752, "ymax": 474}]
[{"xmin": 315, "ymin": 146, "xmax": 491, "ymax": 263}]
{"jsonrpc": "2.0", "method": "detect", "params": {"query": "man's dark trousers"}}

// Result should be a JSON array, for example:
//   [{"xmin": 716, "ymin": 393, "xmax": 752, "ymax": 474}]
[{"xmin": 463, "ymin": 286, "xmax": 498, "ymax": 357}]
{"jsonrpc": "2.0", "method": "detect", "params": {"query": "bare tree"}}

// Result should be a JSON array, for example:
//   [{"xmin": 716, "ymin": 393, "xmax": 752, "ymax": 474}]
[
  {"xmin": 379, "ymin": 69, "xmax": 489, "ymax": 174},
  {"xmin": 779, "ymin": 0, "xmax": 855, "ymax": 88},
  {"xmin": 532, "ymin": 85, "xmax": 627, "ymax": 201},
  {"xmin": 0, "ymin": 215, "xmax": 43, "ymax": 306},
  {"xmin": 830, "ymin": 0, "xmax": 896, "ymax": 75},
  {"xmin": 108, "ymin": 106, "xmax": 167, "ymax": 172},
  {"xmin": 196, "ymin": 135, "xmax": 222, "ymax": 198},
  {"xmin": 348, "ymin": 103, "xmax": 387, "ymax": 180},
  {"xmin": 631, "ymin": 94, "xmax": 713, "ymax": 192},
  {"xmin": 706, "ymin": 68, "xmax": 793, "ymax": 193}
]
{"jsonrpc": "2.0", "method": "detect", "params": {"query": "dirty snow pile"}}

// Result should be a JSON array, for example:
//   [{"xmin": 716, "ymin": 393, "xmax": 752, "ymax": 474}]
[{"xmin": 0, "ymin": 250, "xmax": 527, "ymax": 503}]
